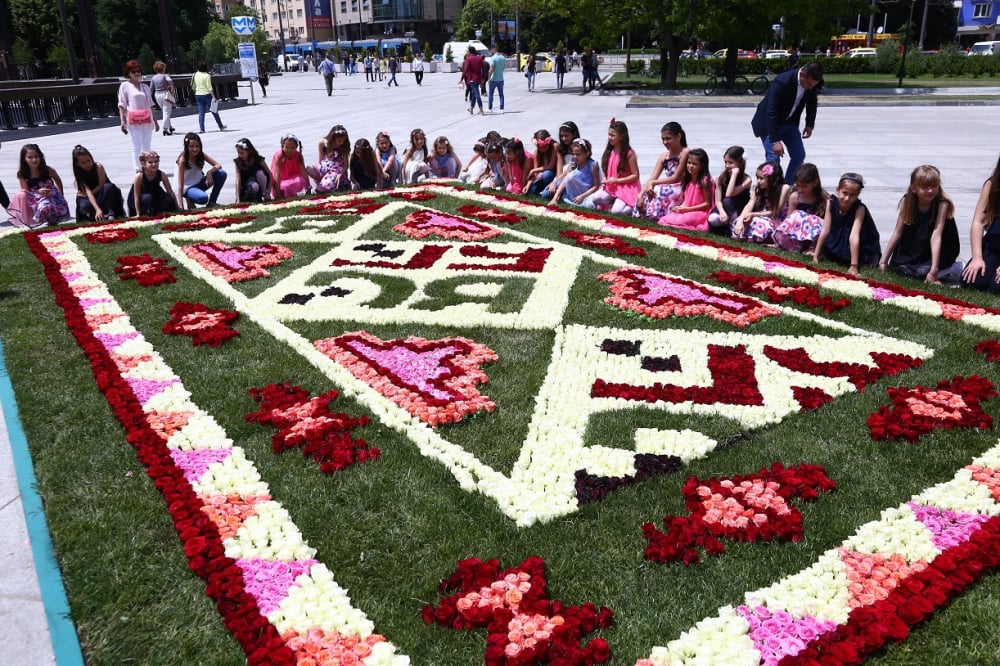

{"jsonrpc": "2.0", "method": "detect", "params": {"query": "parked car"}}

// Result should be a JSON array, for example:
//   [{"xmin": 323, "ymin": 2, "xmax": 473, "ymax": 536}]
[
  {"xmin": 764, "ymin": 49, "xmax": 790, "ymax": 59},
  {"xmin": 839, "ymin": 47, "xmax": 877, "ymax": 58},
  {"xmin": 714, "ymin": 48, "xmax": 756, "ymax": 59},
  {"xmin": 283, "ymin": 54, "xmax": 303, "ymax": 71},
  {"xmin": 968, "ymin": 41, "xmax": 1000, "ymax": 56},
  {"xmin": 518, "ymin": 53, "xmax": 555, "ymax": 72},
  {"xmin": 680, "ymin": 49, "xmax": 717, "ymax": 60}
]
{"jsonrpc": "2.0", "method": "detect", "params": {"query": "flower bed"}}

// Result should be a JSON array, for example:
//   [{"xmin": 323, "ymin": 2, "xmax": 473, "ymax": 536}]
[{"xmin": 6, "ymin": 187, "xmax": 1000, "ymax": 664}]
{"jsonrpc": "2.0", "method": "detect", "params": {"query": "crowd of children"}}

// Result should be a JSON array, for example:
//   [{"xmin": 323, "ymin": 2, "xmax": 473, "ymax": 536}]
[{"xmin": 5, "ymin": 122, "xmax": 1000, "ymax": 293}]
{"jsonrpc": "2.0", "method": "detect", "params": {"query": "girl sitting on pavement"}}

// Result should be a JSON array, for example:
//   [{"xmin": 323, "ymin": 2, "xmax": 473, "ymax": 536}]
[
  {"xmin": 733, "ymin": 161, "xmax": 790, "ymax": 243},
  {"xmin": 592, "ymin": 118, "xmax": 640, "ymax": 214},
  {"xmin": 773, "ymin": 163, "xmax": 829, "ymax": 253},
  {"xmin": 308, "ymin": 125, "xmax": 351, "ymax": 192},
  {"xmin": 548, "ymin": 138, "xmax": 602, "ymax": 208},
  {"xmin": 234, "ymin": 138, "xmax": 272, "ymax": 203},
  {"xmin": 707, "ymin": 145, "xmax": 752, "ymax": 236},
  {"xmin": 963, "ymin": 153, "xmax": 1000, "ymax": 293},
  {"xmin": 813, "ymin": 172, "xmax": 882, "ymax": 277},
  {"xmin": 427, "ymin": 136, "xmax": 462, "ymax": 179},
  {"xmin": 72, "ymin": 145, "xmax": 126, "ymax": 222},
  {"xmin": 6, "ymin": 143, "xmax": 70, "ymax": 228},
  {"xmin": 127, "ymin": 151, "xmax": 178, "ymax": 217},
  {"xmin": 635, "ymin": 121, "xmax": 689, "ymax": 221},
  {"xmin": 271, "ymin": 134, "xmax": 310, "ymax": 199},
  {"xmin": 176, "ymin": 132, "xmax": 228, "ymax": 209},
  {"xmin": 657, "ymin": 147, "xmax": 714, "ymax": 231},
  {"xmin": 880, "ymin": 164, "xmax": 962, "ymax": 284}
]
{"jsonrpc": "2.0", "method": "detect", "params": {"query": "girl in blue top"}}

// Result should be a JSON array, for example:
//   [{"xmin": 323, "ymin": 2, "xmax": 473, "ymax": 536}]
[
  {"xmin": 548, "ymin": 138, "xmax": 602, "ymax": 208},
  {"xmin": 375, "ymin": 131, "xmax": 399, "ymax": 186},
  {"xmin": 427, "ymin": 136, "xmax": 462, "ymax": 179}
]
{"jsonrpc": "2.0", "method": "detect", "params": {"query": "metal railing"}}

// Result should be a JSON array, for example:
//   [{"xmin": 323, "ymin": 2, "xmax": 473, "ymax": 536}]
[{"xmin": 0, "ymin": 73, "xmax": 242, "ymax": 133}]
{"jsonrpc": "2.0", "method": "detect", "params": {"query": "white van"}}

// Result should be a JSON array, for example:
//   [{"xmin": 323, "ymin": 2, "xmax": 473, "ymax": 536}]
[
  {"xmin": 968, "ymin": 41, "xmax": 1000, "ymax": 56},
  {"xmin": 442, "ymin": 40, "xmax": 490, "ymax": 62}
]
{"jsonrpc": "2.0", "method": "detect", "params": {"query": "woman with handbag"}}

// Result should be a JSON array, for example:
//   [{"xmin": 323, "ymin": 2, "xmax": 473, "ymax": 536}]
[
  {"xmin": 118, "ymin": 60, "xmax": 159, "ymax": 172},
  {"xmin": 193, "ymin": 60, "xmax": 226, "ymax": 134},
  {"xmin": 150, "ymin": 60, "xmax": 176, "ymax": 136}
]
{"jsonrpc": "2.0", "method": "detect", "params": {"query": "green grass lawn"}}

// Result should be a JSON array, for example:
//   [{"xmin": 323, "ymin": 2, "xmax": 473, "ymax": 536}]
[{"xmin": 4, "ymin": 188, "xmax": 1000, "ymax": 664}]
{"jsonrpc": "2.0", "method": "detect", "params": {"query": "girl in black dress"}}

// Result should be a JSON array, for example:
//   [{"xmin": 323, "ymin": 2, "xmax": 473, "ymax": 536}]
[{"xmin": 72, "ymin": 145, "xmax": 126, "ymax": 221}]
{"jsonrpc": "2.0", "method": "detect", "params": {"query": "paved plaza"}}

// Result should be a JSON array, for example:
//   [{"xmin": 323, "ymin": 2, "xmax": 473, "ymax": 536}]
[{"xmin": 2, "ymin": 67, "xmax": 1000, "ymax": 665}]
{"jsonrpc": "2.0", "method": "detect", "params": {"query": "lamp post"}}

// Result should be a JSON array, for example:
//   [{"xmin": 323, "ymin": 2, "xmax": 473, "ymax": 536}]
[
  {"xmin": 276, "ymin": 0, "xmax": 288, "ymax": 70},
  {"xmin": 897, "ymin": 0, "xmax": 916, "ymax": 87}
]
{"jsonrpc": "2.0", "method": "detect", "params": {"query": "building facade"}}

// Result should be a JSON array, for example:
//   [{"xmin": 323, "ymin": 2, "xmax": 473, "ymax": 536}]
[
  {"xmin": 956, "ymin": 0, "xmax": 999, "ymax": 42},
  {"xmin": 216, "ymin": 0, "xmax": 465, "ymax": 52}
]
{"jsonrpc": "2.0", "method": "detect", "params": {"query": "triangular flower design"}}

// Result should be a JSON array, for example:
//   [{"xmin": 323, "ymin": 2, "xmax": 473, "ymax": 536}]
[
  {"xmin": 599, "ymin": 267, "xmax": 780, "ymax": 327},
  {"xmin": 736, "ymin": 604, "xmax": 838, "ymax": 665},
  {"xmin": 393, "ymin": 210, "xmax": 502, "ymax": 240},
  {"xmin": 235, "ymin": 557, "xmax": 317, "ymax": 616},
  {"xmin": 906, "ymin": 501, "xmax": 991, "ymax": 550},
  {"xmin": 183, "ymin": 241, "xmax": 294, "ymax": 282},
  {"xmin": 315, "ymin": 331, "xmax": 498, "ymax": 426},
  {"xmin": 169, "ymin": 447, "xmax": 233, "ymax": 484},
  {"xmin": 837, "ymin": 547, "xmax": 928, "ymax": 609},
  {"xmin": 199, "ymin": 493, "xmax": 271, "ymax": 540}
]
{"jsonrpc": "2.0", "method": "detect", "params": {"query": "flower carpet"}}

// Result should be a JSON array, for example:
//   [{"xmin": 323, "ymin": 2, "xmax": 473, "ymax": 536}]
[{"xmin": 5, "ymin": 185, "xmax": 1000, "ymax": 664}]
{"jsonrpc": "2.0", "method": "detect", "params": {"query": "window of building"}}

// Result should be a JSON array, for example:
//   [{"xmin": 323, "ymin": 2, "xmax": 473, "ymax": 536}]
[
  {"xmin": 341, "ymin": 1, "xmax": 346, "ymax": 12},
  {"xmin": 973, "ymin": 2, "xmax": 994, "ymax": 19}
]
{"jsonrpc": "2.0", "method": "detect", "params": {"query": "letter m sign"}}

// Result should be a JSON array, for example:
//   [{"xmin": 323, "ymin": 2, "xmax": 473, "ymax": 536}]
[{"xmin": 231, "ymin": 16, "xmax": 256, "ymax": 35}]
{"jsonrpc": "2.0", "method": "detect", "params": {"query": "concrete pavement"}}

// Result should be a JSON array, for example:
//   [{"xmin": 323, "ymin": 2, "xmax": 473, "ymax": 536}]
[{"xmin": 2, "ymin": 66, "xmax": 1000, "ymax": 665}]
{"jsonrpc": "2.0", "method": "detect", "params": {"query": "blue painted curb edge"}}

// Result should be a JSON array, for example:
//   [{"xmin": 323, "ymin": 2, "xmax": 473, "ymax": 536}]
[{"xmin": 0, "ymin": 338, "xmax": 85, "ymax": 666}]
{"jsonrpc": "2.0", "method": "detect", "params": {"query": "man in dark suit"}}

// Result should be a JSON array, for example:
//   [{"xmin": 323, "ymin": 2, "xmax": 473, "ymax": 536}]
[{"xmin": 751, "ymin": 61, "xmax": 823, "ymax": 184}]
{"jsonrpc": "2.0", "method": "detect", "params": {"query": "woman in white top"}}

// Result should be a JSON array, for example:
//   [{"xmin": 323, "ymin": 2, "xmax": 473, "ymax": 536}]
[
  {"xmin": 117, "ymin": 59, "xmax": 159, "ymax": 172},
  {"xmin": 150, "ymin": 60, "xmax": 176, "ymax": 136}
]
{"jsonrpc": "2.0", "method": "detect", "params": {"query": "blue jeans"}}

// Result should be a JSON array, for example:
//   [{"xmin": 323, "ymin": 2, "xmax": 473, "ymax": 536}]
[
  {"xmin": 468, "ymin": 83, "xmax": 483, "ymax": 111},
  {"xmin": 761, "ymin": 122, "xmax": 805, "ymax": 185},
  {"xmin": 488, "ymin": 80, "xmax": 504, "ymax": 110},
  {"xmin": 184, "ymin": 169, "xmax": 228, "ymax": 206},
  {"xmin": 556, "ymin": 72, "xmax": 564, "ymax": 88},
  {"xmin": 528, "ymin": 170, "xmax": 554, "ymax": 196},
  {"xmin": 195, "ymin": 94, "xmax": 224, "ymax": 133}
]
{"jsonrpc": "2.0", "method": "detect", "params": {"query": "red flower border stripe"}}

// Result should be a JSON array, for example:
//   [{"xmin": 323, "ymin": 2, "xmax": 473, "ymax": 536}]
[
  {"xmin": 780, "ymin": 514, "xmax": 1000, "ymax": 665},
  {"xmin": 25, "ymin": 231, "xmax": 295, "ymax": 665}
]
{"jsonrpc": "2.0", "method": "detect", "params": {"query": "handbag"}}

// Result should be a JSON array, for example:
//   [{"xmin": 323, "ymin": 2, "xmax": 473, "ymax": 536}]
[
  {"xmin": 127, "ymin": 109, "xmax": 152, "ymax": 125},
  {"xmin": 209, "ymin": 98, "xmax": 219, "ymax": 114},
  {"xmin": 164, "ymin": 90, "xmax": 176, "ymax": 105}
]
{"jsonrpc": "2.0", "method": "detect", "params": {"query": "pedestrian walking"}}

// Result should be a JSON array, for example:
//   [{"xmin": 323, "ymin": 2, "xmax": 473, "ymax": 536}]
[
  {"xmin": 413, "ymin": 53, "xmax": 425, "ymax": 86},
  {"xmin": 319, "ymin": 53, "xmax": 336, "ymax": 96},
  {"xmin": 387, "ymin": 53, "xmax": 399, "ymax": 86},
  {"xmin": 487, "ymin": 45, "xmax": 506, "ymax": 112},
  {"xmin": 462, "ymin": 47, "xmax": 486, "ymax": 115},
  {"xmin": 555, "ymin": 51, "xmax": 567, "ymax": 89}
]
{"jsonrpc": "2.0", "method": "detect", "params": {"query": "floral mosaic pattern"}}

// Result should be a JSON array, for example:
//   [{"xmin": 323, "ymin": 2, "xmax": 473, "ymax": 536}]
[{"xmin": 23, "ymin": 187, "xmax": 1000, "ymax": 666}]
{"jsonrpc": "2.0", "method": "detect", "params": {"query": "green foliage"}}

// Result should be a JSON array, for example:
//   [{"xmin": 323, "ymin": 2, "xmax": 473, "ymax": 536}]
[
  {"xmin": 903, "ymin": 48, "xmax": 927, "ymax": 78},
  {"xmin": 445, "ymin": 44, "xmax": 454, "ymax": 63},
  {"xmin": 423, "ymin": 41, "xmax": 434, "ymax": 61},
  {"xmin": 137, "ymin": 44, "xmax": 156, "ymax": 73},
  {"xmin": 873, "ymin": 39, "xmax": 900, "ymax": 74},
  {"xmin": 627, "ymin": 59, "xmax": 646, "ymax": 74}
]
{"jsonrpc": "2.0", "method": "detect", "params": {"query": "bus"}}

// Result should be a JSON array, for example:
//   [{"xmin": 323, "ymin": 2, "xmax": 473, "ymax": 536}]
[{"xmin": 829, "ymin": 33, "xmax": 897, "ymax": 55}]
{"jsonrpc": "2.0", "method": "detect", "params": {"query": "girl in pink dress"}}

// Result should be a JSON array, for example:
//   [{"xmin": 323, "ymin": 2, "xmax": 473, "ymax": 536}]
[
  {"xmin": 271, "ymin": 134, "xmax": 311, "ymax": 199},
  {"xmin": 593, "ymin": 119, "xmax": 640, "ymax": 214},
  {"xmin": 504, "ymin": 138, "xmax": 533, "ymax": 195},
  {"xmin": 658, "ymin": 148, "xmax": 714, "ymax": 231},
  {"xmin": 773, "ymin": 163, "xmax": 829, "ymax": 253}
]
